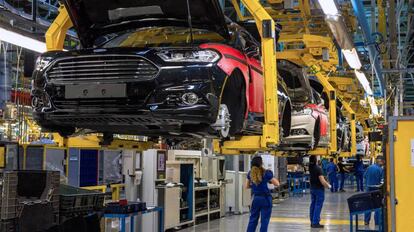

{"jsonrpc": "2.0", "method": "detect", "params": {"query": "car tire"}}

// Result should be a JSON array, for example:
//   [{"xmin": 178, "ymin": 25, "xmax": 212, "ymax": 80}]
[
  {"xmin": 311, "ymin": 118, "xmax": 321, "ymax": 149},
  {"xmin": 220, "ymin": 71, "xmax": 246, "ymax": 137}
]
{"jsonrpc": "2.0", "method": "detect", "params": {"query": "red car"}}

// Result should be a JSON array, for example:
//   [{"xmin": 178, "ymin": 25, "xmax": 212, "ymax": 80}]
[{"xmin": 31, "ymin": 0, "xmax": 292, "ymax": 138}]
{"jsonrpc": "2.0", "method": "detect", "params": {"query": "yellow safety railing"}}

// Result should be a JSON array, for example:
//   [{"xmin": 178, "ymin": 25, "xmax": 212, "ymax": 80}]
[
  {"xmin": 110, "ymin": 184, "xmax": 125, "ymax": 201},
  {"xmin": 81, "ymin": 184, "xmax": 125, "ymax": 201}
]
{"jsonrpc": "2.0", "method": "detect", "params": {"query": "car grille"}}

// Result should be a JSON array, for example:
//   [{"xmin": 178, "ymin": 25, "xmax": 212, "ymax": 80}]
[
  {"xmin": 46, "ymin": 55, "xmax": 159, "ymax": 81},
  {"xmin": 52, "ymin": 115, "xmax": 180, "ymax": 125},
  {"xmin": 52, "ymin": 99, "xmax": 146, "ymax": 109}
]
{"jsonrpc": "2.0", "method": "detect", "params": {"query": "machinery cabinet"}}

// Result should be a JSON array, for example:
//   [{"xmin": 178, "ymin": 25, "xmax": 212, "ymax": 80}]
[
  {"xmin": 225, "ymin": 171, "xmax": 251, "ymax": 214},
  {"xmin": 157, "ymin": 187, "xmax": 181, "ymax": 229},
  {"xmin": 68, "ymin": 148, "xmax": 99, "ymax": 187},
  {"xmin": 194, "ymin": 184, "xmax": 224, "ymax": 224}
]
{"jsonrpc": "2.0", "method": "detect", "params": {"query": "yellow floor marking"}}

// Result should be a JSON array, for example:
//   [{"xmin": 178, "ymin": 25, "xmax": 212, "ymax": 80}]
[{"xmin": 270, "ymin": 217, "xmax": 364, "ymax": 226}]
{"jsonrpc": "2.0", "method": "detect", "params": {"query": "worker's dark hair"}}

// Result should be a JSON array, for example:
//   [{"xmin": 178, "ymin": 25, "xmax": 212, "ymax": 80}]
[
  {"xmin": 338, "ymin": 157, "xmax": 343, "ymax": 161},
  {"xmin": 251, "ymin": 156, "xmax": 263, "ymax": 168},
  {"xmin": 376, "ymin": 156, "xmax": 384, "ymax": 161},
  {"xmin": 330, "ymin": 158, "xmax": 334, "ymax": 162},
  {"xmin": 250, "ymin": 156, "xmax": 265, "ymax": 185},
  {"xmin": 309, "ymin": 155, "xmax": 317, "ymax": 165},
  {"xmin": 356, "ymin": 155, "xmax": 362, "ymax": 160}
]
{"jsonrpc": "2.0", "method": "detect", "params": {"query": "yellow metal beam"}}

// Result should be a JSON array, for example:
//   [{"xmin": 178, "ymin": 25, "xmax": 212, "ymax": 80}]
[
  {"xmin": 214, "ymin": 136, "xmax": 261, "ymax": 155},
  {"xmin": 329, "ymin": 76, "xmax": 355, "ymax": 86},
  {"xmin": 308, "ymin": 148, "xmax": 330, "ymax": 156},
  {"xmin": 45, "ymin": 5, "xmax": 73, "ymax": 51},
  {"xmin": 377, "ymin": 0, "xmax": 388, "ymax": 69},
  {"xmin": 242, "ymin": 0, "xmax": 280, "ymax": 148}
]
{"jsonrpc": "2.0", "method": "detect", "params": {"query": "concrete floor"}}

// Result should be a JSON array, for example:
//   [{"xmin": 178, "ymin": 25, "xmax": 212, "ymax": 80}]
[{"xmin": 180, "ymin": 187, "xmax": 380, "ymax": 232}]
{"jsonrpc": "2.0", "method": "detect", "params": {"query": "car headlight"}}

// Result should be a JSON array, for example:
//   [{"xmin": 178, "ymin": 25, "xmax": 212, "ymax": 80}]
[
  {"xmin": 35, "ymin": 57, "xmax": 53, "ymax": 71},
  {"xmin": 157, "ymin": 50, "xmax": 220, "ymax": 63}
]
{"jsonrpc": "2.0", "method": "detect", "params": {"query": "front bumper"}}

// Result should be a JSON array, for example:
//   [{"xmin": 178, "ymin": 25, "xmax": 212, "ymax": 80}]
[
  {"xmin": 282, "ymin": 114, "xmax": 315, "ymax": 145},
  {"xmin": 31, "ymin": 50, "xmax": 227, "ymax": 134}
]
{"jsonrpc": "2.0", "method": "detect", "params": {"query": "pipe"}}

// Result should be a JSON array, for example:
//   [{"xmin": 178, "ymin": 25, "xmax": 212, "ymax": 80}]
[{"xmin": 350, "ymin": 0, "xmax": 385, "ymax": 97}]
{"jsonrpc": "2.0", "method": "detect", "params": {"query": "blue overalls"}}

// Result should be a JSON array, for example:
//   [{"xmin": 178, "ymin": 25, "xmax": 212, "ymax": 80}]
[
  {"xmin": 327, "ymin": 162, "xmax": 338, "ymax": 192},
  {"xmin": 247, "ymin": 170, "xmax": 273, "ymax": 232},
  {"xmin": 364, "ymin": 164, "xmax": 384, "ymax": 225},
  {"xmin": 354, "ymin": 160, "xmax": 364, "ymax": 191}
]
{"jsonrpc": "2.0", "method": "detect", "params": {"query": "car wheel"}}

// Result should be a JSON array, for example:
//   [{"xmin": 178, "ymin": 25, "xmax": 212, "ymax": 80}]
[
  {"xmin": 311, "ymin": 118, "xmax": 321, "ymax": 149},
  {"xmin": 211, "ymin": 104, "xmax": 231, "ymax": 138},
  {"xmin": 212, "ymin": 71, "xmax": 246, "ymax": 137}
]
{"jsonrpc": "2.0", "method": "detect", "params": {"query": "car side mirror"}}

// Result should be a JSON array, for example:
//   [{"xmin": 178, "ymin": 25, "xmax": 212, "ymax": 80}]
[{"xmin": 245, "ymin": 46, "xmax": 260, "ymax": 58}]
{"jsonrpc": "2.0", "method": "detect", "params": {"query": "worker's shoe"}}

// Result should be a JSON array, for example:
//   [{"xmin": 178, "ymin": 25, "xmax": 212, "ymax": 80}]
[
  {"xmin": 364, "ymin": 222, "xmax": 370, "ymax": 226},
  {"xmin": 311, "ymin": 224, "xmax": 325, "ymax": 228},
  {"xmin": 340, "ymin": 189, "xmax": 346, "ymax": 192}
]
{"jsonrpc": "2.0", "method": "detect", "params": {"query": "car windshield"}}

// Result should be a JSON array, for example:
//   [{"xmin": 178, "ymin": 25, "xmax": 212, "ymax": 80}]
[{"xmin": 98, "ymin": 27, "xmax": 227, "ymax": 48}]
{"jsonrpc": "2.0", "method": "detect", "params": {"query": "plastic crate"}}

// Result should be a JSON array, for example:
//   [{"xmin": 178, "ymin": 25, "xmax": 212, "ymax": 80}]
[
  {"xmin": 0, "ymin": 173, "xmax": 18, "ymax": 220},
  {"xmin": 0, "ymin": 219, "xmax": 17, "ymax": 232},
  {"xmin": 59, "ymin": 184, "xmax": 105, "ymax": 215},
  {"xmin": 0, "ymin": 171, "xmax": 60, "ymax": 220}
]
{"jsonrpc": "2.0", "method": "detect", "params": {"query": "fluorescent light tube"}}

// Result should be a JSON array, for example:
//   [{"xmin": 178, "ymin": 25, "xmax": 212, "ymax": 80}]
[
  {"xmin": 367, "ymin": 96, "xmax": 379, "ymax": 116},
  {"xmin": 343, "ymin": 48, "xmax": 362, "ymax": 69},
  {"xmin": 317, "ymin": 0, "xmax": 339, "ymax": 16},
  {"xmin": 354, "ymin": 70, "xmax": 373, "ymax": 96},
  {"xmin": 0, "ymin": 27, "xmax": 46, "ymax": 53}
]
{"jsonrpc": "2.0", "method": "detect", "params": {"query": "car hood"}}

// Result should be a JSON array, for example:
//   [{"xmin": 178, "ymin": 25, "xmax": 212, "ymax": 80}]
[{"xmin": 62, "ymin": 0, "xmax": 229, "ymax": 48}]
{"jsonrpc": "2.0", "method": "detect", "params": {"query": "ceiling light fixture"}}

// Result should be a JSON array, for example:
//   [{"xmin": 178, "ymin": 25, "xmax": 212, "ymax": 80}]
[
  {"xmin": 317, "ymin": 0, "xmax": 339, "ymax": 16},
  {"xmin": 354, "ymin": 70, "xmax": 373, "ymax": 96},
  {"xmin": 342, "ymin": 48, "xmax": 362, "ymax": 69},
  {"xmin": 0, "ymin": 27, "xmax": 46, "ymax": 53}
]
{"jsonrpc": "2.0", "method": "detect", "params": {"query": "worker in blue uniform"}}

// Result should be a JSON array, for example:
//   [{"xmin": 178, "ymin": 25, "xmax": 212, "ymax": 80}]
[
  {"xmin": 364, "ymin": 156, "xmax": 384, "ymax": 226},
  {"xmin": 246, "ymin": 156, "xmax": 280, "ymax": 232},
  {"xmin": 326, "ymin": 158, "xmax": 339, "ymax": 192},
  {"xmin": 354, "ymin": 155, "xmax": 365, "ymax": 192},
  {"xmin": 309, "ymin": 155, "xmax": 332, "ymax": 228},
  {"xmin": 337, "ymin": 157, "xmax": 349, "ymax": 192}
]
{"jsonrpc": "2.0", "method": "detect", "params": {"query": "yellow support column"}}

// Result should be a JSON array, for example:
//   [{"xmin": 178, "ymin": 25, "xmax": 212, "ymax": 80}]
[
  {"xmin": 45, "ymin": 5, "xmax": 73, "ymax": 51},
  {"xmin": 241, "ymin": 0, "xmax": 279, "ymax": 148}
]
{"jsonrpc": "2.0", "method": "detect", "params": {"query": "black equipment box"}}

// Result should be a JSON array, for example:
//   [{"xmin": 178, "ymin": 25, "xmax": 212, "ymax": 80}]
[{"xmin": 347, "ymin": 190, "xmax": 383, "ymax": 213}]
